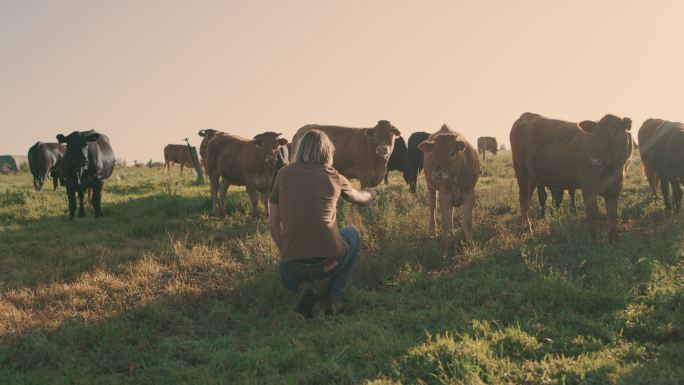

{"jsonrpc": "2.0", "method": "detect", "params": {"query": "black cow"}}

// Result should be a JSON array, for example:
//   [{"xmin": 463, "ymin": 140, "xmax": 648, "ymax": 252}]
[
  {"xmin": 28, "ymin": 142, "xmax": 65, "ymax": 191},
  {"xmin": 56, "ymin": 131, "xmax": 115, "ymax": 219},
  {"xmin": 384, "ymin": 136, "xmax": 409, "ymax": 185},
  {"xmin": 406, "ymin": 132, "xmax": 430, "ymax": 193},
  {"xmin": 537, "ymin": 187, "xmax": 577, "ymax": 218}
]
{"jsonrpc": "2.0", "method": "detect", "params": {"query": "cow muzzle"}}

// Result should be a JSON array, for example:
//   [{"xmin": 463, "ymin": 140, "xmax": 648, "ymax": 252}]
[{"xmin": 432, "ymin": 170, "xmax": 449, "ymax": 181}]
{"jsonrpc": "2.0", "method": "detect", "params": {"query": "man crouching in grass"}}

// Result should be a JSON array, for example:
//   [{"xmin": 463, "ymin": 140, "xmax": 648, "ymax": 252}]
[{"xmin": 268, "ymin": 130, "xmax": 377, "ymax": 318}]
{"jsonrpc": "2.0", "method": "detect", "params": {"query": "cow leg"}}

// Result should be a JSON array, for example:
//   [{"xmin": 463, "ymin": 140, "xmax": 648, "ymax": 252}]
[
  {"xmin": 180, "ymin": 164, "xmax": 184, "ymax": 176},
  {"xmin": 568, "ymin": 189, "xmax": 577, "ymax": 214},
  {"xmin": 605, "ymin": 193, "xmax": 620, "ymax": 243},
  {"xmin": 92, "ymin": 183, "xmax": 103, "ymax": 217},
  {"xmin": 384, "ymin": 172, "xmax": 389, "ymax": 185},
  {"xmin": 428, "ymin": 185, "xmax": 437, "ymax": 235},
  {"xmin": 66, "ymin": 182, "xmax": 77, "ymax": 220},
  {"xmin": 645, "ymin": 166, "xmax": 659, "ymax": 198},
  {"xmin": 52, "ymin": 175, "xmax": 59, "ymax": 191},
  {"xmin": 582, "ymin": 189, "xmax": 599, "ymax": 241},
  {"xmin": 219, "ymin": 179, "xmax": 230, "ymax": 216},
  {"xmin": 552, "ymin": 189, "xmax": 564, "ymax": 211},
  {"xmin": 671, "ymin": 179, "xmax": 682, "ymax": 212},
  {"xmin": 438, "ymin": 191, "xmax": 453, "ymax": 250},
  {"xmin": 537, "ymin": 185, "xmax": 547, "ymax": 218},
  {"xmin": 246, "ymin": 183, "xmax": 260, "ymax": 219},
  {"xmin": 77, "ymin": 188, "xmax": 85, "ymax": 218},
  {"xmin": 660, "ymin": 177, "xmax": 671, "ymax": 210},
  {"xmin": 515, "ymin": 165, "xmax": 534, "ymax": 232},
  {"xmin": 209, "ymin": 172, "xmax": 221, "ymax": 216},
  {"xmin": 461, "ymin": 192, "xmax": 475, "ymax": 243}
]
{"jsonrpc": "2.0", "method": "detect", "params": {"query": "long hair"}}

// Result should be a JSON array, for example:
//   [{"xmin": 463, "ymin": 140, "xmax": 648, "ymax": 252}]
[{"xmin": 296, "ymin": 130, "xmax": 335, "ymax": 166}]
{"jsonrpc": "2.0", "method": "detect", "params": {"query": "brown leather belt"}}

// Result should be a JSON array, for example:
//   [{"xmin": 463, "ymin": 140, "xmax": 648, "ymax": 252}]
[{"xmin": 285, "ymin": 256, "xmax": 339, "ymax": 272}]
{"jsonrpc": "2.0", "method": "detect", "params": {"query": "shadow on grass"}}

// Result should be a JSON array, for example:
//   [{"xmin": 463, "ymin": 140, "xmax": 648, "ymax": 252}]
[{"xmin": 0, "ymin": 189, "xmax": 265, "ymax": 292}]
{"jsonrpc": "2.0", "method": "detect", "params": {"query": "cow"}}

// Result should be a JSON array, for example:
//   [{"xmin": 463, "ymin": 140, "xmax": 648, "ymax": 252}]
[
  {"xmin": 477, "ymin": 136, "xmax": 498, "ymax": 160},
  {"xmin": 27, "ymin": 142, "xmax": 65, "ymax": 191},
  {"xmin": 638, "ymin": 119, "xmax": 684, "ymax": 210},
  {"xmin": 418, "ymin": 125, "xmax": 480, "ymax": 248},
  {"xmin": 291, "ymin": 120, "xmax": 401, "ymax": 188},
  {"xmin": 198, "ymin": 129, "xmax": 221, "ymax": 175},
  {"xmin": 206, "ymin": 131, "xmax": 288, "ymax": 218},
  {"xmin": 510, "ymin": 113, "xmax": 633, "ymax": 242},
  {"xmin": 405, "ymin": 132, "xmax": 430, "ymax": 193},
  {"xmin": 384, "ymin": 136, "xmax": 409, "ymax": 185},
  {"xmin": 56, "ymin": 131, "xmax": 115, "ymax": 219},
  {"xmin": 163, "ymin": 144, "xmax": 194, "ymax": 175}
]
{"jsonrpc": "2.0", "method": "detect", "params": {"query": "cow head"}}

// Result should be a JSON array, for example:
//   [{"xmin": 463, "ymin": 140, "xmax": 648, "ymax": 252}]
[
  {"xmin": 418, "ymin": 125, "xmax": 467, "ymax": 182},
  {"xmin": 366, "ymin": 120, "xmax": 401, "ymax": 161},
  {"xmin": 252, "ymin": 132, "xmax": 289, "ymax": 166},
  {"xmin": 577, "ymin": 115, "xmax": 631, "ymax": 169},
  {"xmin": 198, "ymin": 129, "xmax": 219, "ymax": 140},
  {"xmin": 57, "ymin": 131, "xmax": 100, "ymax": 182}
]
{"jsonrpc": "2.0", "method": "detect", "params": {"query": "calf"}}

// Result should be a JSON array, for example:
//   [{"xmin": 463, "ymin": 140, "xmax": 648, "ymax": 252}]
[
  {"xmin": 419, "ymin": 125, "xmax": 480, "ymax": 248},
  {"xmin": 206, "ymin": 131, "xmax": 288, "ymax": 218},
  {"xmin": 163, "ymin": 144, "xmax": 194, "ymax": 175},
  {"xmin": 292, "ymin": 120, "xmax": 401, "ymax": 188},
  {"xmin": 510, "ymin": 113, "xmax": 633, "ymax": 242},
  {"xmin": 638, "ymin": 119, "xmax": 684, "ymax": 210},
  {"xmin": 27, "ymin": 142, "xmax": 65, "ymax": 191},
  {"xmin": 56, "ymin": 131, "xmax": 115, "ymax": 219}
]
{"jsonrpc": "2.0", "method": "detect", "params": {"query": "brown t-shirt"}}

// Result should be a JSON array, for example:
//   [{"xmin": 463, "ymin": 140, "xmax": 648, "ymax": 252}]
[{"xmin": 270, "ymin": 162, "xmax": 353, "ymax": 262}]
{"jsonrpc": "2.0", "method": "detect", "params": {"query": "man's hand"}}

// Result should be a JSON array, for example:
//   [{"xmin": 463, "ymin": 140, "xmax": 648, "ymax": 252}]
[{"xmin": 346, "ymin": 187, "xmax": 377, "ymax": 206}]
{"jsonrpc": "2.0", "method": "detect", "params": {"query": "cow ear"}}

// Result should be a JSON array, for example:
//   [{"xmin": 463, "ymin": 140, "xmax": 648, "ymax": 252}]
[
  {"xmin": 365, "ymin": 129, "xmax": 376, "ymax": 138},
  {"xmin": 198, "ymin": 130, "xmax": 206, "ymax": 137},
  {"xmin": 392, "ymin": 128, "xmax": 401, "ymax": 137},
  {"xmin": 85, "ymin": 132, "xmax": 100, "ymax": 142},
  {"xmin": 622, "ymin": 117, "xmax": 632, "ymax": 131},
  {"xmin": 277, "ymin": 138, "xmax": 288, "ymax": 146},
  {"xmin": 577, "ymin": 120, "xmax": 597, "ymax": 133},
  {"xmin": 418, "ymin": 141, "xmax": 434, "ymax": 153},
  {"xmin": 455, "ymin": 141, "xmax": 467, "ymax": 152},
  {"xmin": 57, "ymin": 134, "xmax": 67, "ymax": 143}
]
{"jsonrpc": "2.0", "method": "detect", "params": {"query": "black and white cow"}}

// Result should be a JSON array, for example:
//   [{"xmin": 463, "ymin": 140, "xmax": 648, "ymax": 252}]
[{"xmin": 56, "ymin": 131, "xmax": 115, "ymax": 219}]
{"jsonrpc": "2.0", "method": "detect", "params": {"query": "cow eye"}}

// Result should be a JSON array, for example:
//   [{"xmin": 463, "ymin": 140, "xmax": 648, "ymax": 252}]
[{"xmin": 449, "ymin": 150, "xmax": 457, "ymax": 157}]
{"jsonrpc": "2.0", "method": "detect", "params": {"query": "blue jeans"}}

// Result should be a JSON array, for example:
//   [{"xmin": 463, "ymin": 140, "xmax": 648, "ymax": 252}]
[{"xmin": 279, "ymin": 227, "xmax": 359, "ymax": 297}]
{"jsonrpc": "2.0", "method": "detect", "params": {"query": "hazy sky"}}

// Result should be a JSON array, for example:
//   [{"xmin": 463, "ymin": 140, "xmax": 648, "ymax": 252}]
[{"xmin": 2, "ymin": 1, "xmax": 683, "ymax": 162}]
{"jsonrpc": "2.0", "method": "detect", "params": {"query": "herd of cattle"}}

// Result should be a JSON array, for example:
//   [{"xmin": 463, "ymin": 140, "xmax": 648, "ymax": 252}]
[{"xmin": 24, "ymin": 113, "xmax": 684, "ymax": 248}]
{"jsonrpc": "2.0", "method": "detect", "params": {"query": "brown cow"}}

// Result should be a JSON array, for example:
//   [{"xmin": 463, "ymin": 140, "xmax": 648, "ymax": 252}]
[
  {"xmin": 198, "ymin": 129, "xmax": 221, "ymax": 175},
  {"xmin": 206, "ymin": 131, "xmax": 288, "ymax": 218},
  {"xmin": 510, "ymin": 112, "xmax": 633, "ymax": 242},
  {"xmin": 291, "ymin": 120, "xmax": 401, "ymax": 188},
  {"xmin": 638, "ymin": 119, "xmax": 684, "ymax": 210},
  {"xmin": 477, "ymin": 136, "xmax": 498, "ymax": 160},
  {"xmin": 163, "ymin": 144, "xmax": 194, "ymax": 175},
  {"xmin": 419, "ymin": 125, "xmax": 480, "ymax": 248}
]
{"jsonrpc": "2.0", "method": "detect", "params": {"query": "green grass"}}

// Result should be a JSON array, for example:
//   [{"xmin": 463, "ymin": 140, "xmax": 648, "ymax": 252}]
[{"xmin": 0, "ymin": 152, "xmax": 682, "ymax": 384}]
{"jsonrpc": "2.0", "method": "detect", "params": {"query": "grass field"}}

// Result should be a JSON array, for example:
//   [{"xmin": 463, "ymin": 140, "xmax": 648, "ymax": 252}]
[{"xmin": 0, "ymin": 151, "xmax": 682, "ymax": 384}]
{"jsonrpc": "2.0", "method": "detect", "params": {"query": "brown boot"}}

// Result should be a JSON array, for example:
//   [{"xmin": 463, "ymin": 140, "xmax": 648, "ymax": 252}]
[
  {"xmin": 295, "ymin": 282, "xmax": 317, "ymax": 319},
  {"xmin": 324, "ymin": 294, "xmax": 347, "ymax": 315}
]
